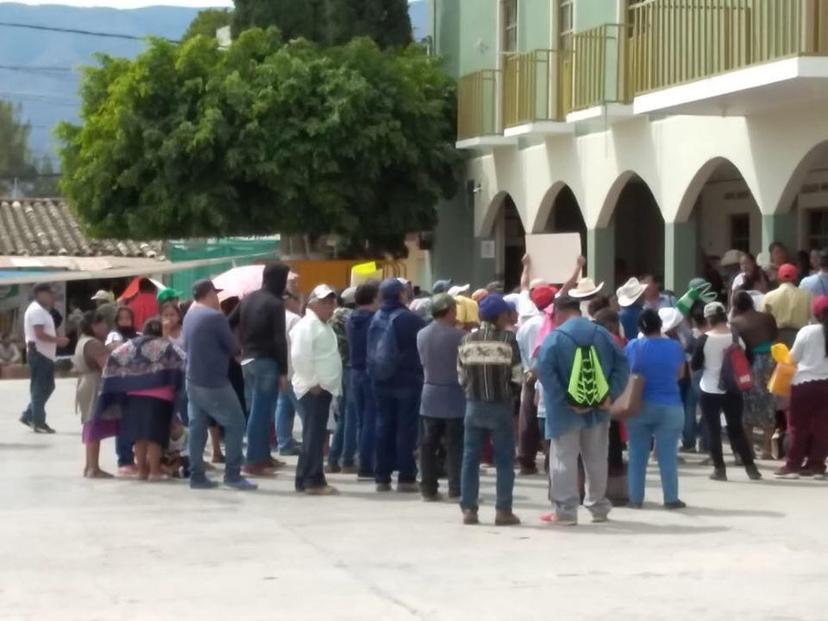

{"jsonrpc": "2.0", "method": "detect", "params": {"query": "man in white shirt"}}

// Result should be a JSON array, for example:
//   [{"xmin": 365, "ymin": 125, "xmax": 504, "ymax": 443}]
[
  {"xmin": 21, "ymin": 283, "xmax": 69, "ymax": 433},
  {"xmin": 292, "ymin": 284, "xmax": 343, "ymax": 495}
]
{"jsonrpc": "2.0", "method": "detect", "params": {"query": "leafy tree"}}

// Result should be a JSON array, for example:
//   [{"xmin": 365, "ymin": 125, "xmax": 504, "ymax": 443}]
[
  {"xmin": 57, "ymin": 29, "xmax": 458, "ymax": 257},
  {"xmin": 0, "ymin": 100, "xmax": 37, "ymax": 194},
  {"xmin": 232, "ymin": 0, "xmax": 325, "ymax": 42},
  {"xmin": 183, "ymin": 8, "xmax": 233, "ymax": 42},
  {"xmin": 232, "ymin": 0, "xmax": 412, "ymax": 49},
  {"xmin": 326, "ymin": 0, "xmax": 412, "ymax": 48}
]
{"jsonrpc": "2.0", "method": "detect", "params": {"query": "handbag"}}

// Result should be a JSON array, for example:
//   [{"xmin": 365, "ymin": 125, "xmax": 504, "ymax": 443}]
[{"xmin": 720, "ymin": 329, "xmax": 753, "ymax": 392}]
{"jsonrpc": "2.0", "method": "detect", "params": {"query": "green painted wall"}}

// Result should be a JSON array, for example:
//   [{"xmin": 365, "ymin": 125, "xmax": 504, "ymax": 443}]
[
  {"xmin": 575, "ymin": 0, "xmax": 618, "ymax": 32},
  {"xmin": 518, "ymin": 0, "xmax": 550, "ymax": 51},
  {"xmin": 433, "ymin": 0, "xmax": 498, "ymax": 77}
]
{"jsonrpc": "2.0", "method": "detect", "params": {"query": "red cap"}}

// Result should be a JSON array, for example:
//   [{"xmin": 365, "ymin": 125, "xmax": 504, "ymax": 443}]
[
  {"xmin": 813, "ymin": 295, "xmax": 828, "ymax": 320},
  {"xmin": 530, "ymin": 285, "xmax": 558, "ymax": 311},
  {"xmin": 778, "ymin": 263, "xmax": 799, "ymax": 283}
]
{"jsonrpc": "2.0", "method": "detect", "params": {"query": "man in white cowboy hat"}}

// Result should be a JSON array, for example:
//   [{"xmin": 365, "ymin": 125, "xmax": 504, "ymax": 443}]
[
  {"xmin": 568, "ymin": 276, "xmax": 604, "ymax": 318},
  {"xmin": 617, "ymin": 277, "xmax": 646, "ymax": 340}
]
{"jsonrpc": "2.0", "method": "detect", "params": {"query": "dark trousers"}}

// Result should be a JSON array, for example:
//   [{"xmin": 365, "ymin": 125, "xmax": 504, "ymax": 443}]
[
  {"xmin": 700, "ymin": 391, "xmax": 754, "ymax": 470},
  {"xmin": 21, "ymin": 348, "xmax": 55, "ymax": 426},
  {"xmin": 420, "ymin": 416, "xmax": 464, "ymax": 497},
  {"xmin": 517, "ymin": 379, "xmax": 540, "ymax": 469},
  {"xmin": 351, "ymin": 369, "xmax": 377, "ymax": 476},
  {"xmin": 374, "ymin": 383, "xmax": 421, "ymax": 484},
  {"xmin": 295, "ymin": 390, "xmax": 333, "ymax": 491},
  {"xmin": 785, "ymin": 380, "xmax": 828, "ymax": 474}
]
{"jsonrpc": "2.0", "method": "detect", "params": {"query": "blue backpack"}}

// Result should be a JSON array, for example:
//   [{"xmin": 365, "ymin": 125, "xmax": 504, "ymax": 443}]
[{"xmin": 367, "ymin": 309, "xmax": 404, "ymax": 381}]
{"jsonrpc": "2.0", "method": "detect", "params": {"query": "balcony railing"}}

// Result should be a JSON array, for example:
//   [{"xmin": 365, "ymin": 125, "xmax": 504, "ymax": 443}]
[
  {"xmin": 457, "ymin": 69, "xmax": 501, "ymax": 140},
  {"xmin": 502, "ymin": 49, "xmax": 572, "ymax": 128},
  {"xmin": 572, "ymin": 24, "xmax": 629, "ymax": 111},
  {"xmin": 628, "ymin": 0, "xmax": 828, "ymax": 96}
]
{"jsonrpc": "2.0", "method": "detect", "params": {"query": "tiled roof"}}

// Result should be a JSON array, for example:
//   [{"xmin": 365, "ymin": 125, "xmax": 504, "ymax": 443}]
[{"xmin": 0, "ymin": 198, "xmax": 162, "ymax": 258}]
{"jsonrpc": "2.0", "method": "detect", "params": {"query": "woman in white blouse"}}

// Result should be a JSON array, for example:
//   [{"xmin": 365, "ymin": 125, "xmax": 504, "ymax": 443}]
[{"xmin": 774, "ymin": 296, "xmax": 828, "ymax": 479}]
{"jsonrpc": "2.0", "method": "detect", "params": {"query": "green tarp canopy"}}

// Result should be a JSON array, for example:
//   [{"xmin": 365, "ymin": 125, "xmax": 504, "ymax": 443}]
[{"xmin": 167, "ymin": 238, "xmax": 280, "ymax": 294}]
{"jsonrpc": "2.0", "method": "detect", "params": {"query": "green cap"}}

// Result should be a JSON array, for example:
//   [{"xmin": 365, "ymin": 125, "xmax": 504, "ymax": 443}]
[
  {"xmin": 431, "ymin": 293, "xmax": 456, "ymax": 316},
  {"xmin": 156, "ymin": 287, "xmax": 182, "ymax": 304}
]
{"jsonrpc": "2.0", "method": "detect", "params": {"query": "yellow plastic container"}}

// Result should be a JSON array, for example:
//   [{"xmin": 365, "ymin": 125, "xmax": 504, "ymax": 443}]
[{"xmin": 768, "ymin": 343, "xmax": 796, "ymax": 397}]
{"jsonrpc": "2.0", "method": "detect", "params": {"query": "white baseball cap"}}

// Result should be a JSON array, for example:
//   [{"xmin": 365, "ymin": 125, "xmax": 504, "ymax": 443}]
[
  {"xmin": 448, "ymin": 284, "xmax": 471, "ymax": 297},
  {"xmin": 308, "ymin": 284, "xmax": 337, "ymax": 303}
]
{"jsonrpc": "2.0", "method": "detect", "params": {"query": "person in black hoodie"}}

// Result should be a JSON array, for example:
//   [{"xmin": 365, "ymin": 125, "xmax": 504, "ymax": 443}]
[
  {"xmin": 233, "ymin": 263, "xmax": 289, "ymax": 476},
  {"xmin": 368, "ymin": 278, "xmax": 427, "ymax": 492}
]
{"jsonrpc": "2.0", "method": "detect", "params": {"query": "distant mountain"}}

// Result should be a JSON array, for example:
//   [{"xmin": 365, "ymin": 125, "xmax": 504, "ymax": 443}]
[{"xmin": 0, "ymin": 1, "xmax": 431, "ymax": 164}]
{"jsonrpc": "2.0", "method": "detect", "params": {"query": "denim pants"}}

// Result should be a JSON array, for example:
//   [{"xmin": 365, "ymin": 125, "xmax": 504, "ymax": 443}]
[
  {"xmin": 243, "ymin": 358, "xmax": 280, "ymax": 466},
  {"xmin": 373, "ymin": 382, "xmax": 422, "ymax": 484},
  {"xmin": 421, "ymin": 415, "xmax": 464, "ymax": 497},
  {"xmin": 627, "ymin": 401, "xmax": 684, "ymax": 504},
  {"xmin": 116, "ymin": 433, "xmax": 135, "ymax": 467},
  {"xmin": 328, "ymin": 367, "xmax": 358, "ymax": 467},
  {"xmin": 352, "ymin": 369, "xmax": 377, "ymax": 475},
  {"xmin": 549, "ymin": 421, "xmax": 612, "ymax": 522},
  {"xmin": 21, "ymin": 348, "xmax": 55, "ymax": 426},
  {"xmin": 682, "ymin": 370, "xmax": 710, "ymax": 450},
  {"xmin": 460, "ymin": 400, "xmax": 515, "ymax": 512},
  {"xmin": 275, "ymin": 384, "xmax": 300, "ymax": 451},
  {"xmin": 295, "ymin": 390, "xmax": 333, "ymax": 490},
  {"xmin": 187, "ymin": 381, "xmax": 246, "ymax": 481}
]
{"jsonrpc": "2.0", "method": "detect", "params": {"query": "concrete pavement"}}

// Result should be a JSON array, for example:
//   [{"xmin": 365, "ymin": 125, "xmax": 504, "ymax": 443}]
[{"xmin": 1, "ymin": 378, "xmax": 827, "ymax": 621}]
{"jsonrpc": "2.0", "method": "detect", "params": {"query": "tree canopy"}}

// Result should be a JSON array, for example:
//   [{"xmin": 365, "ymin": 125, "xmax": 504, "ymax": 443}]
[
  {"xmin": 0, "ymin": 100, "xmax": 58, "ymax": 197},
  {"xmin": 57, "ymin": 29, "xmax": 458, "ymax": 256},
  {"xmin": 183, "ymin": 8, "xmax": 233, "ymax": 42},
  {"xmin": 231, "ymin": 0, "xmax": 412, "ymax": 49}
]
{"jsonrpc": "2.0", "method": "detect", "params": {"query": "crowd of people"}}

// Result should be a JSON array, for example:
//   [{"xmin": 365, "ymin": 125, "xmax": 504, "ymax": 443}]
[{"xmin": 15, "ymin": 240, "xmax": 828, "ymax": 525}]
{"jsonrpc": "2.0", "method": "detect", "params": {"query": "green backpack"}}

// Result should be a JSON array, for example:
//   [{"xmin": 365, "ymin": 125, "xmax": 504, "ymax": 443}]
[{"xmin": 563, "ymin": 330, "xmax": 610, "ymax": 409}]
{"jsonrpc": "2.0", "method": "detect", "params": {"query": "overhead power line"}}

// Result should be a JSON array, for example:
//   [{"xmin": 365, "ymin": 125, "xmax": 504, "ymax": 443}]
[{"xmin": 0, "ymin": 21, "xmax": 179, "ymax": 43}]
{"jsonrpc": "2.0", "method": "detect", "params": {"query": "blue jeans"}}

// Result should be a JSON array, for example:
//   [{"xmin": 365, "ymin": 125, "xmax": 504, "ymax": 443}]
[
  {"xmin": 352, "ymin": 369, "xmax": 377, "ymax": 475},
  {"xmin": 275, "ymin": 385, "xmax": 300, "ymax": 451},
  {"xmin": 373, "ymin": 382, "xmax": 421, "ymax": 484},
  {"xmin": 627, "ymin": 401, "xmax": 684, "ymax": 504},
  {"xmin": 328, "ymin": 368, "xmax": 358, "ymax": 467},
  {"xmin": 21, "ymin": 348, "xmax": 55, "ymax": 426},
  {"xmin": 295, "ymin": 390, "xmax": 333, "ymax": 490},
  {"xmin": 460, "ymin": 400, "xmax": 515, "ymax": 512},
  {"xmin": 116, "ymin": 433, "xmax": 135, "ymax": 467},
  {"xmin": 243, "ymin": 358, "xmax": 280, "ymax": 466},
  {"xmin": 187, "ymin": 382, "xmax": 246, "ymax": 481},
  {"xmin": 682, "ymin": 370, "xmax": 710, "ymax": 450}
]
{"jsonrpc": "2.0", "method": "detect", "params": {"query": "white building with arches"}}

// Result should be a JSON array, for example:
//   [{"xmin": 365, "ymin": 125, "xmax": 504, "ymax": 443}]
[{"xmin": 430, "ymin": 0, "xmax": 828, "ymax": 293}]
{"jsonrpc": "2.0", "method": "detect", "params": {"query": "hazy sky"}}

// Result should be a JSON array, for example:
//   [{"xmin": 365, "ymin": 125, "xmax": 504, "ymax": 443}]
[{"xmin": 0, "ymin": 1, "xmax": 233, "ymax": 7}]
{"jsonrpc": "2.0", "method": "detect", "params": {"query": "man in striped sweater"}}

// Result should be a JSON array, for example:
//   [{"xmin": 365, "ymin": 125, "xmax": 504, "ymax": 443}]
[{"xmin": 457, "ymin": 294, "xmax": 523, "ymax": 526}]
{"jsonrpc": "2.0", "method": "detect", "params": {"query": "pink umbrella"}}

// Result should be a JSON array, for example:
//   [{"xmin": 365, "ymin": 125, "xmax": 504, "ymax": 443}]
[{"xmin": 212, "ymin": 264, "xmax": 264, "ymax": 301}]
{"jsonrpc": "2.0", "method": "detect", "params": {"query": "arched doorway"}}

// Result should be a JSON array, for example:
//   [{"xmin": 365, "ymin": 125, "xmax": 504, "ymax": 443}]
[
  {"xmin": 777, "ymin": 141, "xmax": 828, "ymax": 260},
  {"xmin": 500, "ymin": 195, "xmax": 526, "ymax": 292},
  {"xmin": 612, "ymin": 175, "xmax": 664, "ymax": 286},
  {"xmin": 536, "ymin": 183, "xmax": 588, "ymax": 258}
]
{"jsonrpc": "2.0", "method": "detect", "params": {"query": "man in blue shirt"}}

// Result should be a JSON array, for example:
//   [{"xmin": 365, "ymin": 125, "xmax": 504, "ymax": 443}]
[
  {"xmin": 537, "ymin": 296, "xmax": 628, "ymax": 526},
  {"xmin": 183, "ymin": 279, "xmax": 256, "ymax": 491},
  {"xmin": 800, "ymin": 250, "xmax": 828, "ymax": 298}
]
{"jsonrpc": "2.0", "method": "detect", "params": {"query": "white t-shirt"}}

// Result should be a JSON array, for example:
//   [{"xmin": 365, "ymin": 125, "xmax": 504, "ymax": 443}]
[
  {"xmin": 516, "ymin": 290, "xmax": 541, "ymax": 327},
  {"xmin": 23, "ymin": 301, "xmax": 57, "ymax": 360},
  {"xmin": 700, "ymin": 331, "xmax": 745, "ymax": 395},
  {"xmin": 791, "ymin": 324, "xmax": 828, "ymax": 385}
]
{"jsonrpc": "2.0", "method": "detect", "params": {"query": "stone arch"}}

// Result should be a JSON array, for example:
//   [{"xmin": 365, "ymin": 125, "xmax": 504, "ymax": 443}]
[
  {"xmin": 531, "ymin": 182, "xmax": 587, "ymax": 235},
  {"xmin": 775, "ymin": 140, "xmax": 828, "ymax": 215},
  {"xmin": 478, "ymin": 191, "xmax": 510, "ymax": 238},
  {"xmin": 611, "ymin": 173, "xmax": 665, "ymax": 284}
]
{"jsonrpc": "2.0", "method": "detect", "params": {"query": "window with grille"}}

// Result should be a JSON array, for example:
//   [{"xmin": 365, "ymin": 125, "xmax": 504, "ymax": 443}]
[
  {"xmin": 730, "ymin": 214, "xmax": 751, "ymax": 253},
  {"xmin": 503, "ymin": 0, "xmax": 518, "ymax": 53},
  {"xmin": 559, "ymin": 0, "xmax": 574, "ymax": 50}
]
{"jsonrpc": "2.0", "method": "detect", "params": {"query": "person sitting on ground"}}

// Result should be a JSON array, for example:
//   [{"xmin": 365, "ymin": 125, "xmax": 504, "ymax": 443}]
[
  {"xmin": 417, "ymin": 293, "xmax": 466, "ymax": 501},
  {"xmin": 0, "ymin": 333, "xmax": 21, "ymax": 365},
  {"xmin": 624, "ymin": 309, "xmax": 687, "ymax": 510},
  {"xmin": 690, "ymin": 302, "xmax": 762, "ymax": 482},
  {"xmin": 774, "ymin": 295, "xmax": 828, "ymax": 479},
  {"xmin": 74, "ymin": 311, "xmax": 111, "ymax": 478},
  {"xmin": 458, "ymin": 294, "xmax": 523, "ymax": 527}
]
